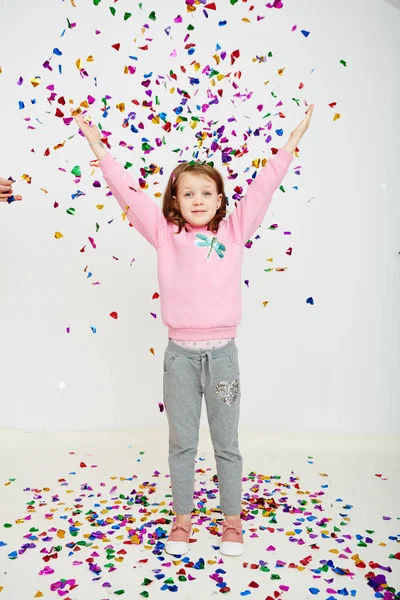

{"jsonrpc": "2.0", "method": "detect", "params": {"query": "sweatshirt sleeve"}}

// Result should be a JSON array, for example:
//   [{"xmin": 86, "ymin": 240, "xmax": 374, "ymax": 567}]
[
  {"xmin": 226, "ymin": 149, "xmax": 294, "ymax": 246},
  {"xmin": 98, "ymin": 152, "xmax": 170, "ymax": 249}
]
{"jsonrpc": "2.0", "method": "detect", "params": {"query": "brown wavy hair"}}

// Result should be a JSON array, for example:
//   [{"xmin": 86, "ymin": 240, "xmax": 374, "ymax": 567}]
[{"xmin": 162, "ymin": 161, "xmax": 228, "ymax": 234}]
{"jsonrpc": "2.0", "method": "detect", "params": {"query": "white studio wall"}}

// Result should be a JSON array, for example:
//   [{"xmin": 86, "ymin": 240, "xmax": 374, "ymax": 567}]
[{"xmin": 0, "ymin": 0, "xmax": 399, "ymax": 434}]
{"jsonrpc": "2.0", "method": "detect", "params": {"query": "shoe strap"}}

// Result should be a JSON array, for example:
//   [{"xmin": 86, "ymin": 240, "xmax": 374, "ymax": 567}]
[
  {"xmin": 171, "ymin": 522, "xmax": 190, "ymax": 534},
  {"xmin": 222, "ymin": 522, "xmax": 242, "ymax": 535}
]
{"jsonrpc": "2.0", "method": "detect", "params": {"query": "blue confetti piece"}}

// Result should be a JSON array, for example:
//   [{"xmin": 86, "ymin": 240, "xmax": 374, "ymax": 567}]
[
  {"xmin": 18, "ymin": 101, "xmax": 25, "ymax": 110},
  {"xmin": 53, "ymin": 47, "xmax": 62, "ymax": 55},
  {"xmin": 240, "ymin": 592, "xmax": 251, "ymax": 597},
  {"xmin": 0, "ymin": 541, "xmax": 7, "ymax": 547},
  {"xmin": 309, "ymin": 589, "xmax": 320, "ymax": 595},
  {"xmin": 8, "ymin": 551, "xmax": 18, "ymax": 559},
  {"xmin": 90, "ymin": 326, "xmax": 97, "ymax": 333},
  {"xmin": 306, "ymin": 297, "xmax": 314, "ymax": 305},
  {"xmin": 218, "ymin": 20, "xmax": 227, "ymax": 26},
  {"xmin": 301, "ymin": 29, "xmax": 310, "ymax": 37}
]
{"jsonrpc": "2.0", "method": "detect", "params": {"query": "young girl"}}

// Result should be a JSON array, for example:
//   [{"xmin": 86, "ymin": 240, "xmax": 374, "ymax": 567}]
[{"xmin": 67, "ymin": 106, "xmax": 313, "ymax": 557}]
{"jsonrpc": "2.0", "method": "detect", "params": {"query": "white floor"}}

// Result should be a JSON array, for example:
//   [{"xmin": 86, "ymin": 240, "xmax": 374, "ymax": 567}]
[{"xmin": 0, "ymin": 429, "xmax": 399, "ymax": 600}]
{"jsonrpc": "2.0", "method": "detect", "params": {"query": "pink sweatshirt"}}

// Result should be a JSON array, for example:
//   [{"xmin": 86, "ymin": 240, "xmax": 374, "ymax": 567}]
[{"xmin": 98, "ymin": 149, "xmax": 294, "ymax": 341}]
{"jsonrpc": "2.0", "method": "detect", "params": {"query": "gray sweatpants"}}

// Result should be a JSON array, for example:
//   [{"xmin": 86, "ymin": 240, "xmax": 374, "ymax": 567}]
[{"xmin": 163, "ymin": 338, "xmax": 243, "ymax": 516}]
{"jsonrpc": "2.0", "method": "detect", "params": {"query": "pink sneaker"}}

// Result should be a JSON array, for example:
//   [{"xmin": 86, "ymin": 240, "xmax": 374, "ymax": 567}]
[
  {"xmin": 220, "ymin": 519, "xmax": 244, "ymax": 556},
  {"xmin": 165, "ymin": 520, "xmax": 192, "ymax": 556}
]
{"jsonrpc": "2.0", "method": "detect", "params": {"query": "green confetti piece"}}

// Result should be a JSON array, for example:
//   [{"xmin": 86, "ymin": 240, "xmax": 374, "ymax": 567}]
[
  {"xmin": 178, "ymin": 576, "xmax": 187, "ymax": 582},
  {"xmin": 340, "ymin": 59, "xmax": 347, "ymax": 66},
  {"xmin": 260, "ymin": 566, "xmax": 270, "ymax": 573},
  {"xmin": 140, "ymin": 593, "xmax": 149, "ymax": 599},
  {"xmin": 66, "ymin": 208, "xmax": 75, "ymax": 215},
  {"xmin": 271, "ymin": 574, "xmax": 281, "ymax": 580},
  {"xmin": 95, "ymin": 223, "xmax": 100, "ymax": 232},
  {"xmin": 109, "ymin": 6, "xmax": 116, "ymax": 15},
  {"xmin": 93, "ymin": 0, "xmax": 101, "ymax": 5},
  {"xmin": 124, "ymin": 162, "xmax": 133, "ymax": 169},
  {"xmin": 54, "ymin": 545, "xmax": 62, "ymax": 552},
  {"xmin": 71, "ymin": 165, "xmax": 81, "ymax": 177},
  {"xmin": 164, "ymin": 577, "xmax": 174, "ymax": 585},
  {"xmin": 187, "ymin": 24, "xmax": 194, "ymax": 30},
  {"xmin": 138, "ymin": 3, "xmax": 142, "ymax": 9},
  {"xmin": 4, "ymin": 523, "xmax": 12, "ymax": 528},
  {"xmin": 230, "ymin": 0, "xmax": 239, "ymax": 4},
  {"xmin": 142, "ymin": 578, "xmax": 152, "ymax": 586},
  {"xmin": 124, "ymin": 12, "xmax": 132, "ymax": 20},
  {"xmin": 148, "ymin": 11, "xmax": 156, "ymax": 20},
  {"xmin": 29, "ymin": 527, "xmax": 39, "ymax": 532},
  {"xmin": 114, "ymin": 591, "xmax": 125, "ymax": 596},
  {"xmin": 357, "ymin": 541, "xmax": 368, "ymax": 547}
]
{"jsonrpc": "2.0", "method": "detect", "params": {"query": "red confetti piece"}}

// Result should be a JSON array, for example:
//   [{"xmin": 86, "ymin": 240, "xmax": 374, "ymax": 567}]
[
  {"xmin": 230, "ymin": 49, "xmax": 240, "ymax": 65},
  {"xmin": 109, "ymin": 312, "xmax": 118, "ymax": 319}
]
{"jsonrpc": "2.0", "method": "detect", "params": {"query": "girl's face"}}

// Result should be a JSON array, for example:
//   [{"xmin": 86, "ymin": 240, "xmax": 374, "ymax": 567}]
[{"xmin": 173, "ymin": 172, "xmax": 223, "ymax": 228}]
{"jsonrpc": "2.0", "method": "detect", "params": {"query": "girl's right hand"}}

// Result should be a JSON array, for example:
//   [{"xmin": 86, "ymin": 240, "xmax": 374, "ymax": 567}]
[{"xmin": 71, "ymin": 110, "xmax": 103, "ymax": 145}]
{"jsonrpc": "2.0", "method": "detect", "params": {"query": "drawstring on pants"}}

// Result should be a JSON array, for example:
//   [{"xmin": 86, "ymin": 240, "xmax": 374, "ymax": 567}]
[{"xmin": 200, "ymin": 351, "xmax": 213, "ymax": 393}]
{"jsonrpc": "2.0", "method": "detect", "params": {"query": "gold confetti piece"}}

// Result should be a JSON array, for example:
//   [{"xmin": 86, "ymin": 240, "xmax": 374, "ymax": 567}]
[
  {"xmin": 286, "ymin": 531, "xmax": 296, "ymax": 536},
  {"xmin": 54, "ymin": 232, "xmax": 63, "ymax": 239},
  {"xmin": 21, "ymin": 173, "xmax": 32, "ymax": 184},
  {"xmin": 34, "ymin": 592, "xmax": 43, "ymax": 598},
  {"xmin": 329, "ymin": 549, "xmax": 339, "ymax": 554},
  {"xmin": 96, "ymin": 204, "xmax": 104, "ymax": 210},
  {"xmin": 30, "ymin": 76, "xmax": 41, "ymax": 87},
  {"xmin": 87, "ymin": 55, "xmax": 94, "ymax": 62},
  {"xmin": 242, "ymin": 17, "xmax": 251, "ymax": 22},
  {"xmin": 116, "ymin": 103, "xmax": 125, "ymax": 112},
  {"xmin": 262, "ymin": 301, "xmax": 269, "ymax": 307},
  {"xmin": 333, "ymin": 113, "xmax": 341, "ymax": 121}
]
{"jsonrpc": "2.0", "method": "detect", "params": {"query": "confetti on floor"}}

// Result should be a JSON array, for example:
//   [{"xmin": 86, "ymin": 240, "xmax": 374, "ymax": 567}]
[{"xmin": 1, "ymin": 432, "xmax": 399, "ymax": 599}]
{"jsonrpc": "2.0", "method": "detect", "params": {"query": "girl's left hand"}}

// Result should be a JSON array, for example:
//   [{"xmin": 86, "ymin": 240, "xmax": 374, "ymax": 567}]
[{"xmin": 290, "ymin": 104, "xmax": 315, "ymax": 141}]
